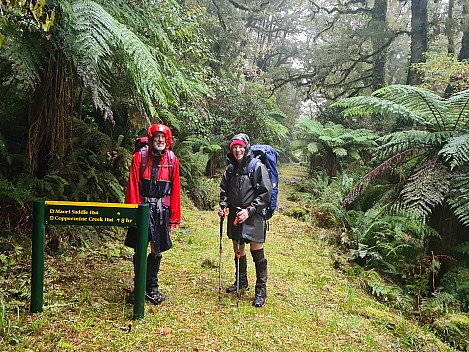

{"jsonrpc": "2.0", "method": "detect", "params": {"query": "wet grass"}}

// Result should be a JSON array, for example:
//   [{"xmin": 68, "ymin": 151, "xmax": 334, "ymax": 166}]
[{"xmin": 0, "ymin": 164, "xmax": 455, "ymax": 351}]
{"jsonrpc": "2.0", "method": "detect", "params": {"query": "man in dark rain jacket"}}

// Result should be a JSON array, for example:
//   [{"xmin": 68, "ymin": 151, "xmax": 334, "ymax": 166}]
[
  {"xmin": 217, "ymin": 133, "xmax": 273, "ymax": 307},
  {"xmin": 125, "ymin": 123, "xmax": 181, "ymax": 305}
]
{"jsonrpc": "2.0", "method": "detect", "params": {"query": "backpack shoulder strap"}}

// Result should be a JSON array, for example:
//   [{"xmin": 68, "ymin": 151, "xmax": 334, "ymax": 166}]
[
  {"xmin": 247, "ymin": 157, "xmax": 260, "ymax": 179},
  {"xmin": 166, "ymin": 149, "xmax": 175, "ymax": 165},
  {"xmin": 166, "ymin": 149, "xmax": 175, "ymax": 179},
  {"xmin": 140, "ymin": 146, "xmax": 149, "ymax": 179},
  {"xmin": 226, "ymin": 163, "xmax": 234, "ymax": 180}
]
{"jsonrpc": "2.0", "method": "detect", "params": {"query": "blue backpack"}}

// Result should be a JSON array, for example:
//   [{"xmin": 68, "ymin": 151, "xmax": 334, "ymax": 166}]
[{"xmin": 248, "ymin": 145, "xmax": 279, "ymax": 220}]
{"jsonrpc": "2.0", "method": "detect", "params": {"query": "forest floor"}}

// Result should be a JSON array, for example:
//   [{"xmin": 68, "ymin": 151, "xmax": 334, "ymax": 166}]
[{"xmin": 0, "ymin": 164, "xmax": 456, "ymax": 351}]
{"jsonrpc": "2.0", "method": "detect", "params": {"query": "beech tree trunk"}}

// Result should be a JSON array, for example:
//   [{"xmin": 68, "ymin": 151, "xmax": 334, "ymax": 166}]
[{"xmin": 407, "ymin": 0, "xmax": 428, "ymax": 85}]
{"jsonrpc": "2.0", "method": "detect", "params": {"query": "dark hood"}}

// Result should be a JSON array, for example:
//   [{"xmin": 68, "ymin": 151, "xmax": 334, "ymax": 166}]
[{"xmin": 227, "ymin": 133, "xmax": 252, "ymax": 166}]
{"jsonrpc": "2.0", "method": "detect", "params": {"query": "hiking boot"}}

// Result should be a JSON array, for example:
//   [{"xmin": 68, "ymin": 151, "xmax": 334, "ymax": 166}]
[
  {"xmin": 226, "ymin": 255, "xmax": 249, "ymax": 293},
  {"xmin": 225, "ymin": 279, "xmax": 250, "ymax": 293},
  {"xmin": 146, "ymin": 290, "xmax": 165, "ymax": 305},
  {"xmin": 253, "ymin": 289, "xmax": 267, "ymax": 307}
]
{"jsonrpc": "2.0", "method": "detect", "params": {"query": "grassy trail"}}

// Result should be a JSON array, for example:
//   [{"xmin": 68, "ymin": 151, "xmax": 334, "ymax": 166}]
[{"xmin": 1, "ymin": 164, "xmax": 454, "ymax": 351}]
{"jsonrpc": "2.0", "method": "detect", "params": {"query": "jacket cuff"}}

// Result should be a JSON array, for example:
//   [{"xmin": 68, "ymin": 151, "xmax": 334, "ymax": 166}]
[{"xmin": 247, "ymin": 206, "xmax": 256, "ymax": 216}]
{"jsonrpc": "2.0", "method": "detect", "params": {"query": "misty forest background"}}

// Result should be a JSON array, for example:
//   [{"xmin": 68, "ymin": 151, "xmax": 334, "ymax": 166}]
[{"xmin": 3, "ymin": 0, "xmax": 469, "ymax": 349}]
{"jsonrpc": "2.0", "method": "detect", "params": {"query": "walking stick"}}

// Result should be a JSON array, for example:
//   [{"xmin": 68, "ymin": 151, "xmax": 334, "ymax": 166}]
[
  {"xmin": 236, "ymin": 239, "xmax": 241, "ymax": 307},
  {"xmin": 218, "ymin": 207, "xmax": 227, "ymax": 303}
]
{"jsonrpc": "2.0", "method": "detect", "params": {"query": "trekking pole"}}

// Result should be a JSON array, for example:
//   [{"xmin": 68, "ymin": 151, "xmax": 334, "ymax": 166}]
[
  {"xmin": 218, "ymin": 206, "xmax": 228, "ymax": 303},
  {"xmin": 234, "ymin": 207, "xmax": 242, "ymax": 307},
  {"xmin": 236, "ymin": 239, "xmax": 241, "ymax": 307}
]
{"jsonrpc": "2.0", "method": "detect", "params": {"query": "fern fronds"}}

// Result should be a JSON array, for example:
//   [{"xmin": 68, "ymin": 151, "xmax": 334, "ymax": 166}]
[
  {"xmin": 344, "ymin": 148, "xmax": 422, "ymax": 205},
  {"xmin": 0, "ymin": 179, "xmax": 25, "ymax": 206},
  {"xmin": 334, "ymin": 85, "xmax": 469, "ymax": 132},
  {"xmin": 400, "ymin": 161, "xmax": 451, "ymax": 220},
  {"xmin": 447, "ymin": 89, "xmax": 469, "ymax": 128},
  {"xmin": 439, "ymin": 134, "xmax": 469, "ymax": 170},
  {"xmin": 372, "ymin": 85, "xmax": 447, "ymax": 130},
  {"xmin": 332, "ymin": 95, "xmax": 431, "ymax": 128},
  {"xmin": 454, "ymin": 242, "xmax": 469, "ymax": 255},
  {"xmin": 16, "ymin": 173, "xmax": 68, "ymax": 199},
  {"xmin": 374, "ymin": 131, "xmax": 431, "ymax": 161},
  {"xmin": 0, "ymin": 18, "xmax": 46, "ymax": 89},
  {"xmin": 447, "ymin": 172, "xmax": 469, "ymax": 226},
  {"xmin": 55, "ymin": 0, "xmax": 208, "ymax": 121}
]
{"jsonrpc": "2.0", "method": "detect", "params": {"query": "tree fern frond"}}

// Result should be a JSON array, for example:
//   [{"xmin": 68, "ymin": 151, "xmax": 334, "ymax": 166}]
[
  {"xmin": 332, "ymin": 95, "xmax": 431, "ymax": 127},
  {"xmin": 374, "ymin": 131, "xmax": 431, "ymax": 161},
  {"xmin": 454, "ymin": 242, "xmax": 469, "ymax": 255},
  {"xmin": 446, "ymin": 89, "xmax": 469, "ymax": 128},
  {"xmin": 400, "ymin": 161, "xmax": 451, "ymax": 220},
  {"xmin": 1, "ymin": 26, "xmax": 46, "ymax": 88},
  {"xmin": 56, "ymin": 0, "xmax": 206, "ymax": 121},
  {"xmin": 182, "ymin": 136, "xmax": 222, "ymax": 154},
  {"xmin": 372, "ymin": 85, "xmax": 447, "ymax": 130},
  {"xmin": 448, "ymin": 173, "xmax": 469, "ymax": 226},
  {"xmin": 344, "ymin": 148, "xmax": 422, "ymax": 206},
  {"xmin": 333, "ymin": 147, "xmax": 347, "ymax": 157},
  {"xmin": 295, "ymin": 118, "xmax": 323, "ymax": 137},
  {"xmin": 93, "ymin": 0, "xmax": 174, "ymax": 52},
  {"xmin": 439, "ymin": 134, "xmax": 469, "ymax": 170},
  {"xmin": 305, "ymin": 142, "xmax": 319, "ymax": 154},
  {"xmin": 334, "ymin": 85, "xmax": 469, "ymax": 132}
]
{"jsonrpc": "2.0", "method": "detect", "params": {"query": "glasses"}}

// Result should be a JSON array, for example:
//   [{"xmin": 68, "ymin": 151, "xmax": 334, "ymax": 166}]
[{"xmin": 153, "ymin": 135, "xmax": 165, "ymax": 141}]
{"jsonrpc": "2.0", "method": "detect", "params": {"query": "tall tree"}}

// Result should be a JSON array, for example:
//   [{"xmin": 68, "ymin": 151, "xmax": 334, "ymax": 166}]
[
  {"xmin": 458, "ymin": 0, "xmax": 469, "ymax": 60},
  {"xmin": 407, "ymin": 0, "xmax": 428, "ymax": 85},
  {"xmin": 371, "ymin": 0, "xmax": 389, "ymax": 91},
  {"xmin": 446, "ymin": 0, "xmax": 455, "ymax": 54}
]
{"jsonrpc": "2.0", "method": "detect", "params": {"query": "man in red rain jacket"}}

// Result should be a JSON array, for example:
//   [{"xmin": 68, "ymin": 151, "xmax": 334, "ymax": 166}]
[{"xmin": 125, "ymin": 123, "xmax": 181, "ymax": 304}]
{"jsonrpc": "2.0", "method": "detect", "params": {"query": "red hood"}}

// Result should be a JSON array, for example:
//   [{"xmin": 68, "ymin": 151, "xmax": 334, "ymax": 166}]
[{"xmin": 147, "ymin": 124, "xmax": 173, "ymax": 153}]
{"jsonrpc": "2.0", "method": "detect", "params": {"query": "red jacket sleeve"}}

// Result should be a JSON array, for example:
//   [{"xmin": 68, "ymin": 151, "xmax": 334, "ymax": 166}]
[
  {"xmin": 169, "ymin": 155, "xmax": 181, "ymax": 225},
  {"xmin": 125, "ymin": 152, "xmax": 142, "ymax": 204}
]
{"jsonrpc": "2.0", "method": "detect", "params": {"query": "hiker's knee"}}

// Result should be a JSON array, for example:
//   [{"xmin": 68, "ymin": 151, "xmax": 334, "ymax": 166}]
[
  {"xmin": 250, "ymin": 242, "xmax": 263, "ymax": 251},
  {"xmin": 232, "ymin": 240, "xmax": 246, "ymax": 256}
]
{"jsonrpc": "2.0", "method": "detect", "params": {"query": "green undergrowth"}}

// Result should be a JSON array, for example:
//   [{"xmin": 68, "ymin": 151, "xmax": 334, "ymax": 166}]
[{"xmin": 0, "ymin": 164, "xmax": 456, "ymax": 351}]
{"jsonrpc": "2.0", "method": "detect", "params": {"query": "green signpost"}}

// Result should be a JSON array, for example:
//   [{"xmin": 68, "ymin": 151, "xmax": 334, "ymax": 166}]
[{"xmin": 31, "ymin": 200, "xmax": 149, "ymax": 320}]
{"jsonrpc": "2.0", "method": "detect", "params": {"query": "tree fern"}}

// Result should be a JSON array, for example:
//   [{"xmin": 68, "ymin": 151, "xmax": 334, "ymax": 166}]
[
  {"xmin": 373, "ymin": 131, "xmax": 430, "ymax": 161},
  {"xmin": 336, "ymin": 85, "xmax": 469, "ymax": 230},
  {"xmin": 3, "ymin": 0, "xmax": 210, "ymax": 125},
  {"xmin": 372, "ymin": 85, "xmax": 448, "ymax": 130},
  {"xmin": 294, "ymin": 118, "xmax": 377, "ymax": 177}
]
